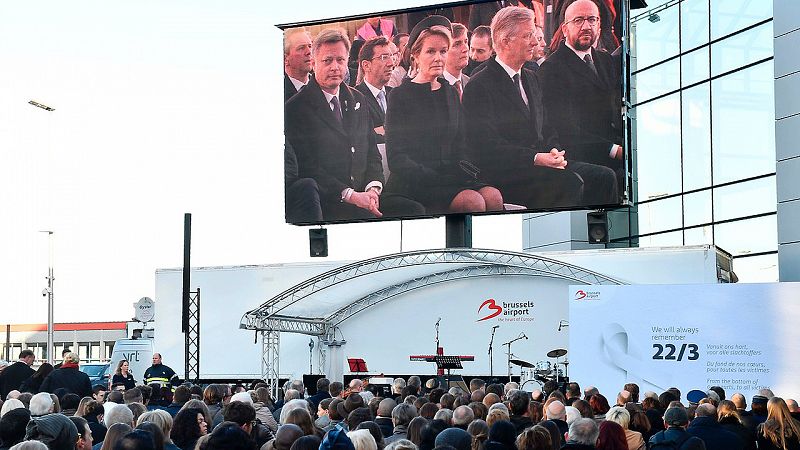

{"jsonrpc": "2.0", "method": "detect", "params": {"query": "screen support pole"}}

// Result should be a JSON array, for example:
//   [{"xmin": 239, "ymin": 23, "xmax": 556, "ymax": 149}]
[{"xmin": 445, "ymin": 214, "xmax": 472, "ymax": 248}]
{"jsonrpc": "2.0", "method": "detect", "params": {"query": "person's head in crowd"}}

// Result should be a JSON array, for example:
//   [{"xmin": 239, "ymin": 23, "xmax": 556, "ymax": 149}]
[
  {"xmin": 433, "ymin": 408, "xmax": 452, "ymax": 426},
  {"xmin": 281, "ymin": 399, "xmax": 311, "ymax": 424},
  {"xmin": 414, "ymin": 397, "xmax": 429, "ymax": 411},
  {"xmin": 24, "ymin": 413, "xmax": 79, "ymax": 450},
  {"xmin": 560, "ymin": 0, "xmax": 601, "ymax": 53},
  {"xmin": 588, "ymin": 394, "xmax": 610, "ymax": 416},
  {"xmin": 392, "ymin": 402, "xmax": 417, "ymax": 429},
  {"xmin": 356, "ymin": 421, "xmax": 384, "ymax": 450},
  {"xmin": 181, "ymin": 398, "xmax": 212, "ymax": 424},
  {"xmin": 419, "ymin": 402, "xmax": 439, "ymax": 420},
  {"xmin": 203, "ymin": 385, "xmax": 222, "ymax": 406},
  {"xmin": 439, "ymin": 394, "xmax": 455, "ymax": 410},
  {"xmin": 127, "ymin": 402, "xmax": 147, "ymax": 424},
  {"xmin": 469, "ymin": 26, "xmax": 493, "ymax": 63},
  {"xmin": 348, "ymin": 407, "xmax": 373, "ymax": 431},
  {"xmin": 452, "ymin": 405, "xmax": 474, "ymax": 429},
  {"xmin": 288, "ymin": 380, "xmax": 305, "ymax": 397},
  {"xmin": 445, "ymin": 23, "xmax": 469, "ymax": 78},
  {"xmin": 482, "ymin": 393, "xmax": 500, "ymax": 409},
  {"xmin": 532, "ymin": 26, "xmax": 546, "ymax": 61},
  {"xmin": 328, "ymin": 398, "xmax": 345, "ymax": 422},
  {"xmin": 30, "ymin": 362, "xmax": 54, "ymax": 383},
  {"xmin": 485, "ymin": 408, "xmax": 509, "ymax": 429},
  {"xmin": 583, "ymin": 386, "xmax": 599, "ymax": 400},
  {"xmin": 487, "ymin": 420, "xmax": 516, "ymax": 449},
  {"xmin": 541, "ymin": 382, "xmax": 558, "ymax": 400},
  {"xmin": 419, "ymin": 419, "xmax": 449, "ymax": 450},
  {"xmin": 469, "ymin": 401, "xmax": 488, "ymax": 421},
  {"xmin": 663, "ymin": 406, "xmax": 689, "ymax": 429},
  {"xmin": 615, "ymin": 390, "xmax": 630, "ymax": 407},
  {"xmin": 515, "ymin": 424, "xmax": 551, "ymax": 450},
  {"xmin": 657, "ymin": 391, "xmax": 677, "ymax": 409},
  {"xmin": 640, "ymin": 397, "xmax": 660, "ymax": 413},
  {"xmin": 8, "ymin": 441, "xmax": 49, "ymax": 450},
  {"xmin": 330, "ymin": 382, "xmax": 345, "ymax": 398},
  {"xmin": 717, "ymin": 400, "xmax": 742, "ymax": 423},
  {"xmin": 547, "ymin": 390, "xmax": 566, "ymax": 404},
  {"xmin": 385, "ymin": 440, "xmax": 415, "ymax": 450},
  {"xmin": 786, "ymin": 398, "xmax": 799, "ymax": 413},
  {"xmin": 623, "ymin": 383, "xmax": 640, "ymax": 403},
  {"xmin": 565, "ymin": 383, "xmax": 581, "ymax": 401},
  {"xmin": 730, "ymin": 393, "xmax": 747, "ymax": 410},
  {"xmin": 91, "ymin": 385, "xmax": 108, "ymax": 404},
  {"xmin": 752, "ymin": 395, "xmax": 769, "ymax": 416},
  {"xmin": 487, "ymin": 402, "xmax": 508, "ymax": 416},
  {"xmin": 490, "ymin": 6, "xmax": 536, "ymax": 71},
  {"xmin": 502, "ymin": 383, "xmax": 518, "ymax": 396},
  {"xmin": 0, "ymin": 408, "xmax": 30, "ymax": 448},
  {"xmin": 596, "ymin": 420, "xmax": 625, "ymax": 450},
  {"xmin": 319, "ymin": 427, "xmax": 355, "ymax": 450},
  {"xmin": 545, "ymin": 400, "xmax": 566, "ymax": 421},
  {"xmin": 605, "ymin": 406, "xmax": 631, "ymax": 429},
  {"xmin": 530, "ymin": 390, "xmax": 544, "ymax": 403},
  {"xmin": 760, "ymin": 388, "xmax": 776, "ymax": 399},
  {"xmin": 275, "ymin": 424, "xmax": 305, "ymax": 450},
  {"xmin": 16, "ymin": 393, "xmax": 32, "ymax": 409},
  {"xmin": 425, "ymin": 379, "xmax": 440, "ymax": 393},
  {"xmin": 69, "ymin": 416, "xmax": 93, "ymax": 450},
  {"xmin": 506, "ymin": 390, "xmax": 529, "ymax": 417},
  {"xmin": 231, "ymin": 391, "xmax": 254, "ymax": 406},
  {"xmin": 527, "ymin": 401, "xmax": 543, "ymax": 424},
  {"xmin": 105, "ymin": 403, "xmax": 135, "ymax": 428},
  {"xmin": 112, "ymin": 429, "xmax": 157, "ymax": 450},
  {"xmin": 349, "ymin": 379, "xmax": 364, "ymax": 393},
  {"xmin": 1, "ymin": 398, "xmax": 24, "ymax": 417},
  {"xmin": 171, "ymin": 386, "xmax": 190, "ymax": 406},
  {"xmin": 135, "ymin": 422, "xmax": 165, "ymax": 450},
  {"xmin": 255, "ymin": 386, "xmax": 272, "ymax": 407},
  {"xmin": 429, "ymin": 389, "xmax": 445, "ymax": 405},
  {"xmin": 470, "ymin": 390, "xmax": 485, "ymax": 403},
  {"xmin": 137, "ymin": 409, "xmax": 174, "ymax": 446},
  {"xmin": 284, "ymin": 28, "xmax": 313, "ymax": 82},
  {"xmin": 83, "ymin": 400, "xmax": 104, "ymax": 424},
  {"xmin": 469, "ymin": 379, "xmax": 486, "ymax": 393},
  {"xmin": 466, "ymin": 419, "xmax": 488, "ymax": 449},
  {"xmin": 378, "ymin": 398, "xmax": 397, "ymax": 418},
  {"xmin": 407, "ymin": 416, "xmax": 428, "ymax": 446},
  {"xmin": 29, "ymin": 392, "xmax": 54, "ymax": 417},
  {"xmin": 667, "ymin": 387, "xmax": 681, "ymax": 401},
  {"xmin": 347, "ymin": 429, "xmax": 377, "ymax": 450},
  {"xmin": 539, "ymin": 420, "xmax": 562, "ymax": 449},
  {"xmin": 695, "ymin": 403, "xmax": 716, "ymax": 420},
  {"xmin": 290, "ymin": 435, "xmax": 321, "ymax": 450},
  {"xmin": 49, "ymin": 393, "xmax": 62, "ymax": 413},
  {"xmin": 137, "ymin": 385, "xmax": 151, "ymax": 405},
  {"xmin": 407, "ymin": 377, "xmax": 421, "ymax": 393},
  {"xmin": 390, "ymin": 378, "xmax": 405, "ymax": 396},
  {"xmin": 124, "ymin": 388, "xmax": 143, "ymax": 405},
  {"xmin": 761, "ymin": 397, "xmax": 800, "ymax": 450},
  {"xmin": 188, "ymin": 385, "xmax": 203, "ymax": 400},
  {"xmin": 285, "ymin": 406, "xmax": 317, "ymax": 436},
  {"xmin": 106, "ymin": 389, "xmax": 123, "ymax": 405},
  {"xmin": 435, "ymin": 427, "xmax": 471, "ymax": 450},
  {"xmin": 565, "ymin": 406, "xmax": 581, "ymax": 425},
  {"xmin": 566, "ymin": 418, "xmax": 599, "ymax": 446},
  {"xmin": 170, "ymin": 407, "xmax": 207, "ymax": 450},
  {"xmin": 318, "ymin": 397, "xmax": 333, "ymax": 420}
]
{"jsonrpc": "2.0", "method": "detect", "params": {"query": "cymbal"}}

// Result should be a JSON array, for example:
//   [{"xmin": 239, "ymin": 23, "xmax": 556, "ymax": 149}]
[
  {"xmin": 509, "ymin": 358, "xmax": 535, "ymax": 368},
  {"xmin": 547, "ymin": 348, "xmax": 568, "ymax": 358}
]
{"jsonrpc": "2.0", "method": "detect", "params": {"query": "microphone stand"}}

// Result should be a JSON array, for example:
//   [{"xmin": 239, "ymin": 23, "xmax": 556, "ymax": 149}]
[
  {"xmin": 503, "ymin": 334, "xmax": 527, "ymax": 379},
  {"xmin": 489, "ymin": 327, "xmax": 498, "ymax": 377}
]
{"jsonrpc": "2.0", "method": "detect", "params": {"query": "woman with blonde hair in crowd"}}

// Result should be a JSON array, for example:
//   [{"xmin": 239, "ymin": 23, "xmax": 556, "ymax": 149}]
[
  {"xmin": 605, "ymin": 406, "xmax": 644, "ymax": 450},
  {"xmin": 718, "ymin": 400, "xmax": 755, "ymax": 450},
  {"xmin": 485, "ymin": 408, "xmax": 510, "ymax": 429},
  {"xmin": 467, "ymin": 419, "xmax": 488, "ymax": 450},
  {"xmin": 757, "ymin": 397, "xmax": 800, "ymax": 450},
  {"xmin": 139, "ymin": 409, "xmax": 181, "ymax": 450},
  {"xmin": 348, "ymin": 429, "xmax": 378, "ymax": 450}
]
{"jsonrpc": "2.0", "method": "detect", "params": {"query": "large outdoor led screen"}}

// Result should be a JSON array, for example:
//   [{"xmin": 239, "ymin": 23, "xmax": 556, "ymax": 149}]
[{"xmin": 283, "ymin": 0, "xmax": 629, "ymax": 225}]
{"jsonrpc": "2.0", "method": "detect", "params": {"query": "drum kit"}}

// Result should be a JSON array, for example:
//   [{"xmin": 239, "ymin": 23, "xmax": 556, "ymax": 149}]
[{"xmin": 513, "ymin": 348, "xmax": 569, "ymax": 389}]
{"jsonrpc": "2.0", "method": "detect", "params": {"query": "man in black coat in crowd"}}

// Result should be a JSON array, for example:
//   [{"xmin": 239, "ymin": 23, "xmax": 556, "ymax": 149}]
[
  {"xmin": 0, "ymin": 349, "xmax": 35, "ymax": 398},
  {"xmin": 687, "ymin": 403, "xmax": 744, "ymax": 450}
]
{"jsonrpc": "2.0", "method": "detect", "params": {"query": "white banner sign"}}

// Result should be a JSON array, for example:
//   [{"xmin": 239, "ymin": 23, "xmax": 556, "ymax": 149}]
[{"xmin": 569, "ymin": 283, "xmax": 800, "ymax": 401}]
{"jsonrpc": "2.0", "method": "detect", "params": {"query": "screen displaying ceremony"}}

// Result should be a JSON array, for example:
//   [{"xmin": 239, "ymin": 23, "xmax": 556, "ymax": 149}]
[{"xmin": 283, "ymin": 0, "xmax": 627, "ymax": 225}]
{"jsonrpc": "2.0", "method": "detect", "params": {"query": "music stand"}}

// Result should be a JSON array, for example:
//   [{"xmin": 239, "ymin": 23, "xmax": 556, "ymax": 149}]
[
  {"xmin": 433, "ymin": 356, "xmax": 463, "ymax": 370},
  {"xmin": 347, "ymin": 358, "xmax": 368, "ymax": 373}
]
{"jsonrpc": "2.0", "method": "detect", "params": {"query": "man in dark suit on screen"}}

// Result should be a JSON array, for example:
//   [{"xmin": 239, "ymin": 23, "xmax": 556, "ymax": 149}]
[
  {"xmin": 284, "ymin": 29, "xmax": 313, "ymax": 102},
  {"xmin": 537, "ymin": 0, "xmax": 624, "ymax": 194},
  {"xmin": 462, "ymin": 6, "xmax": 617, "ymax": 209},
  {"xmin": 355, "ymin": 36, "xmax": 394, "ymax": 144}
]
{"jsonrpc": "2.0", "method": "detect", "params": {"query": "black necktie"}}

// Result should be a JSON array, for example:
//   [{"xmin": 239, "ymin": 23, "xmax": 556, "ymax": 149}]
[
  {"xmin": 584, "ymin": 53, "xmax": 599, "ymax": 77},
  {"xmin": 512, "ymin": 73, "xmax": 529, "ymax": 110},
  {"xmin": 330, "ymin": 96, "xmax": 343, "ymax": 123}
]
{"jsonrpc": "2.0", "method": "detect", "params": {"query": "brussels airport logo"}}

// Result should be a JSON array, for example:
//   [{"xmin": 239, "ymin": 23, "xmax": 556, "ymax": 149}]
[
  {"xmin": 574, "ymin": 289, "xmax": 601, "ymax": 301},
  {"xmin": 477, "ymin": 298, "xmax": 535, "ymax": 322}
]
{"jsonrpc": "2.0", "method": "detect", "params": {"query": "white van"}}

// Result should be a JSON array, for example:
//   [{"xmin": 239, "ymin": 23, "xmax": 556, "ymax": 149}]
[{"xmin": 104, "ymin": 338, "xmax": 154, "ymax": 386}]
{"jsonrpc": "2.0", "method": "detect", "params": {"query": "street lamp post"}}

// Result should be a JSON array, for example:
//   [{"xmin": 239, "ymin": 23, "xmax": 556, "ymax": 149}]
[{"xmin": 30, "ymin": 99, "xmax": 56, "ymax": 364}]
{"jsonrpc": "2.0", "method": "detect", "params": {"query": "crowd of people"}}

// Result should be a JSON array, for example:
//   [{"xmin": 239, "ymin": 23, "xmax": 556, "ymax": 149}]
[
  {"xmin": 2, "ymin": 349, "xmax": 800, "ymax": 450},
  {"xmin": 283, "ymin": 0, "xmax": 625, "ymax": 224}
]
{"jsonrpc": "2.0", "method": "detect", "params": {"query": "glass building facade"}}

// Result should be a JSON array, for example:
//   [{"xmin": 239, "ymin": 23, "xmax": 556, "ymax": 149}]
[{"xmin": 523, "ymin": 0, "xmax": 779, "ymax": 282}]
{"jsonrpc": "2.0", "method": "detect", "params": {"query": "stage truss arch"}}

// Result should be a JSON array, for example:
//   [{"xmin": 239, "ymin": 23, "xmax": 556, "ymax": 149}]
[{"xmin": 239, "ymin": 248, "xmax": 623, "ymax": 393}]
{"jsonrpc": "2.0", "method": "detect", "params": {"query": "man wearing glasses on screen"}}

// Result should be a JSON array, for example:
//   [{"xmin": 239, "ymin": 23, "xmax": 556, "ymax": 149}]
[{"xmin": 537, "ymin": 0, "xmax": 624, "ymax": 196}]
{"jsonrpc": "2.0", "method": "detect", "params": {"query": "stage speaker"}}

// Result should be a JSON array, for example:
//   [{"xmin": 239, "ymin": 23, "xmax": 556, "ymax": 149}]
[
  {"xmin": 587, "ymin": 211, "xmax": 609, "ymax": 244},
  {"xmin": 309, "ymin": 228, "xmax": 328, "ymax": 257}
]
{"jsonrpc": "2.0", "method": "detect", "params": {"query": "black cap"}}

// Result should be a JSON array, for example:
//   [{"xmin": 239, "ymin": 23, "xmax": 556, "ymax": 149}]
[{"xmin": 407, "ymin": 15, "xmax": 452, "ymax": 53}]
